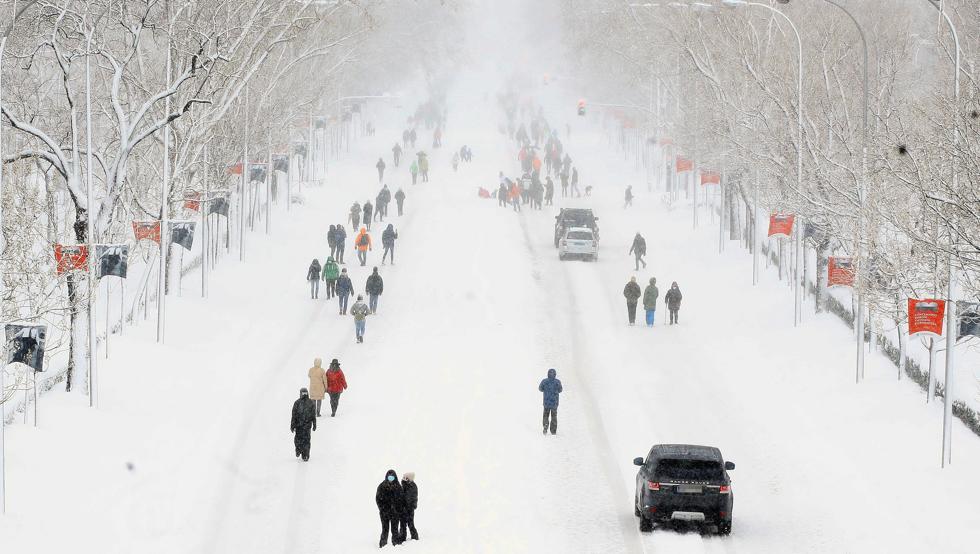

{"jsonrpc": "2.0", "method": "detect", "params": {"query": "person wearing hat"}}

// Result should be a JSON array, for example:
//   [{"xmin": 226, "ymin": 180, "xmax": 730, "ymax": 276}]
[
  {"xmin": 326, "ymin": 359, "xmax": 348, "ymax": 417},
  {"xmin": 321, "ymin": 256, "xmax": 340, "ymax": 300},
  {"xmin": 643, "ymin": 277, "xmax": 660, "ymax": 327},
  {"xmin": 665, "ymin": 281, "xmax": 683, "ymax": 324},
  {"xmin": 376, "ymin": 469, "xmax": 405, "ymax": 547},
  {"xmin": 399, "ymin": 472, "xmax": 419, "ymax": 542},
  {"xmin": 351, "ymin": 295, "xmax": 370, "ymax": 343},
  {"xmin": 290, "ymin": 388, "xmax": 317, "ymax": 461},
  {"xmin": 623, "ymin": 276, "xmax": 642, "ymax": 326},
  {"xmin": 538, "ymin": 368, "xmax": 563, "ymax": 435},
  {"xmin": 308, "ymin": 358, "xmax": 328, "ymax": 417},
  {"xmin": 336, "ymin": 268, "xmax": 353, "ymax": 315}
]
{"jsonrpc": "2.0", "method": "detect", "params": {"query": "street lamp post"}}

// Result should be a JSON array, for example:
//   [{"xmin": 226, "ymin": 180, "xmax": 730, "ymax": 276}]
[{"xmin": 722, "ymin": 0, "xmax": 804, "ymax": 327}]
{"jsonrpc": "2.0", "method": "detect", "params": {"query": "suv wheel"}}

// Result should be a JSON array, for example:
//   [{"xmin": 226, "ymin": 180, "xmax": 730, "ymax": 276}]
[
  {"xmin": 718, "ymin": 521, "xmax": 732, "ymax": 536},
  {"xmin": 639, "ymin": 517, "xmax": 653, "ymax": 533}
]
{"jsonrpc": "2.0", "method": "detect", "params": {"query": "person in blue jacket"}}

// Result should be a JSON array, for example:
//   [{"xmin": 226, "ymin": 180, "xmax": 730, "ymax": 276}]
[
  {"xmin": 336, "ymin": 268, "xmax": 353, "ymax": 315},
  {"xmin": 538, "ymin": 368, "xmax": 563, "ymax": 435}
]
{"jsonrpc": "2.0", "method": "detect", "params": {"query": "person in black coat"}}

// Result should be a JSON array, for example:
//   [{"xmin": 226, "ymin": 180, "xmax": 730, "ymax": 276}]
[
  {"xmin": 623, "ymin": 276, "xmax": 642, "ymax": 326},
  {"xmin": 307, "ymin": 259, "xmax": 321, "ymax": 299},
  {"xmin": 381, "ymin": 224, "xmax": 398, "ymax": 265},
  {"xmin": 336, "ymin": 268, "xmax": 353, "ymax": 315},
  {"xmin": 334, "ymin": 223, "xmax": 347, "ymax": 264},
  {"xmin": 366, "ymin": 267, "xmax": 384, "ymax": 314},
  {"xmin": 400, "ymin": 472, "xmax": 419, "ymax": 541},
  {"xmin": 363, "ymin": 201, "xmax": 374, "ymax": 231},
  {"xmin": 394, "ymin": 188, "xmax": 406, "ymax": 216},
  {"xmin": 376, "ymin": 469, "xmax": 405, "ymax": 547},
  {"xmin": 327, "ymin": 225, "xmax": 337, "ymax": 260},
  {"xmin": 290, "ymin": 388, "xmax": 317, "ymax": 461},
  {"xmin": 629, "ymin": 232, "xmax": 647, "ymax": 271},
  {"xmin": 665, "ymin": 281, "xmax": 683, "ymax": 324}
]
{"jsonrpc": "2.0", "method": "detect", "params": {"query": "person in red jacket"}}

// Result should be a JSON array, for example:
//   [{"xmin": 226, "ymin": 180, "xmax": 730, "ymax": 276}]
[{"xmin": 326, "ymin": 358, "xmax": 348, "ymax": 417}]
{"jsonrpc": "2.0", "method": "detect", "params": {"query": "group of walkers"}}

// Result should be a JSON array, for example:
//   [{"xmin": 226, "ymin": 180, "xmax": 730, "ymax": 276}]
[
  {"xmin": 376, "ymin": 469, "xmax": 420, "ymax": 547},
  {"xmin": 290, "ymin": 358, "xmax": 348, "ymax": 461},
  {"xmin": 451, "ymin": 144, "xmax": 473, "ymax": 171},
  {"xmin": 623, "ymin": 276, "xmax": 683, "ymax": 326}
]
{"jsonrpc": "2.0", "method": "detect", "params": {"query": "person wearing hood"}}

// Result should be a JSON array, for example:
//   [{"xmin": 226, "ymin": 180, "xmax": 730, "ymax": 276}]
[
  {"xmin": 327, "ymin": 225, "xmax": 338, "ymax": 260},
  {"xmin": 381, "ymin": 224, "xmax": 398, "ymax": 265},
  {"xmin": 307, "ymin": 358, "xmax": 328, "ymax": 417},
  {"xmin": 629, "ymin": 232, "xmax": 647, "ymax": 271},
  {"xmin": 306, "ymin": 259, "xmax": 321, "ymax": 299},
  {"xmin": 665, "ymin": 281, "xmax": 683, "ymax": 324},
  {"xmin": 538, "ymin": 368, "xmax": 563, "ymax": 435},
  {"xmin": 378, "ymin": 185, "xmax": 392, "ymax": 220},
  {"xmin": 325, "ymin": 358, "xmax": 347, "ymax": 417},
  {"xmin": 351, "ymin": 295, "xmax": 370, "ymax": 343},
  {"xmin": 394, "ymin": 188, "xmax": 406, "ymax": 216},
  {"xmin": 336, "ymin": 268, "xmax": 353, "ymax": 315},
  {"xmin": 290, "ymin": 388, "xmax": 317, "ymax": 461},
  {"xmin": 376, "ymin": 157, "xmax": 386, "ymax": 183},
  {"xmin": 376, "ymin": 469, "xmax": 405, "ymax": 548},
  {"xmin": 623, "ymin": 276, "xmax": 642, "ymax": 326},
  {"xmin": 334, "ymin": 224, "xmax": 347, "ymax": 264},
  {"xmin": 400, "ymin": 472, "xmax": 419, "ymax": 542},
  {"xmin": 355, "ymin": 227, "xmax": 372, "ymax": 266},
  {"xmin": 321, "ymin": 256, "xmax": 340, "ymax": 299},
  {"xmin": 366, "ymin": 267, "xmax": 384, "ymax": 314},
  {"xmin": 363, "ymin": 201, "xmax": 374, "ymax": 231},
  {"xmin": 349, "ymin": 202, "xmax": 361, "ymax": 231},
  {"xmin": 643, "ymin": 277, "xmax": 660, "ymax": 327}
]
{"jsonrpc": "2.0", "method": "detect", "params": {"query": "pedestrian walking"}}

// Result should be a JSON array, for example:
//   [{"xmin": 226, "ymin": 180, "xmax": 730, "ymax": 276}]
[
  {"xmin": 665, "ymin": 281, "xmax": 683, "ymax": 324},
  {"xmin": 363, "ymin": 201, "xmax": 374, "ymax": 231},
  {"xmin": 402, "ymin": 130, "xmax": 410, "ymax": 148},
  {"xmin": 308, "ymin": 358, "xmax": 328, "ymax": 417},
  {"xmin": 410, "ymin": 128, "xmax": 417, "ymax": 148},
  {"xmin": 623, "ymin": 276, "xmax": 642, "ymax": 326},
  {"xmin": 410, "ymin": 159, "xmax": 419, "ymax": 185},
  {"xmin": 325, "ymin": 358, "xmax": 347, "ymax": 417},
  {"xmin": 394, "ymin": 188, "xmax": 406, "ymax": 216},
  {"xmin": 400, "ymin": 473, "xmax": 420, "ymax": 542},
  {"xmin": 352, "ymin": 295, "xmax": 370, "ymax": 343},
  {"xmin": 322, "ymin": 256, "xmax": 339, "ymax": 299},
  {"xmin": 643, "ymin": 277, "xmax": 660, "ymax": 327},
  {"xmin": 327, "ymin": 224, "xmax": 338, "ymax": 260},
  {"xmin": 538, "ymin": 368, "xmax": 563, "ymax": 435},
  {"xmin": 381, "ymin": 224, "xmax": 398, "ymax": 265},
  {"xmin": 355, "ymin": 226, "xmax": 372, "ymax": 266},
  {"xmin": 452, "ymin": 151, "xmax": 460, "ymax": 171},
  {"xmin": 349, "ymin": 202, "xmax": 361, "ymax": 231},
  {"xmin": 378, "ymin": 185, "xmax": 392, "ymax": 219},
  {"xmin": 509, "ymin": 181, "xmax": 521, "ymax": 212},
  {"xmin": 307, "ymin": 259, "xmax": 321, "ymax": 299},
  {"xmin": 366, "ymin": 267, "xmax": 384, "ymax": 314},
  {"xmin": 392, "ymin": 143, "xmax": 402, "ymax": 166},
  {"xmin": 376, "ymin": 469, "xmax": 404, "ymax": 548},
  {"xmin": 290, "ymin": 388, "xmax": 317, "ymax": 461},
  {"xmin": 544, "ymin": 176, "xmax": 555, "ymax": 206},
  {"xmin": 629, "ymin": 232, "xmax": 647, "ymax": 270},
  {"xmin": 560, "ymin": 169, "xmax": 569, "ymax": 197},
  {"xmin": 334, "ymin": 224, "xmax": 347, "ymax": 264},
  {"xmin": 376, "ymin": 157, "xmax": 386, "ymax": 183},
  {"xmin": 625, "ymin": 185, "xmax": 634, "ymax": 208},
  {"xmin": 498, "ymin": 182, "xmax": 509, "ymax": 208},
  {"xmin": 570, "ymin": 167, "xmax": 581, "ymax": 197},
  {"xmin": 419, "ymin": 153, "xmax": 430, "ymax": 182},
  {"xmin": 336, "ymin": 268, "xmax": 353, "ymax": 315}
]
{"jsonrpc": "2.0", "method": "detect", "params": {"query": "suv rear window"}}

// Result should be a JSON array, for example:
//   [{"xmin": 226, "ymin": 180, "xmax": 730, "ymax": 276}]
[
  {"xmin": 654, "ymin": 459, "xmax": 723, "ymax": 481},
  {"xmin": 567, "ymin": 231, "xmax": 593, "ymax": 240}
]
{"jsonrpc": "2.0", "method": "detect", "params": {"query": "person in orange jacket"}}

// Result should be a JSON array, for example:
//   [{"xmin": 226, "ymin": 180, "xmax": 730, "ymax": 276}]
[
  {"xmin": 355, "ymin": 226, "xmax": 372, "ymax": 266},
  {"xmin": 532, "ymin": 155, "xmax": 542, "ymax": 173},
  {"xmin": 509, "ymin": 181, "xmax": 521, "ymax": 212}
]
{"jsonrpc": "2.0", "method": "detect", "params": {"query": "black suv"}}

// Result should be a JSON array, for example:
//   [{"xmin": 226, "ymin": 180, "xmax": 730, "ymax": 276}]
[
  {"xmin": 632, "ymin": 444, "xmax": 735, "ymax": 535},
  {"xmin": 554, "ymin": 208, "xmax": 599, "ymax": 247}
]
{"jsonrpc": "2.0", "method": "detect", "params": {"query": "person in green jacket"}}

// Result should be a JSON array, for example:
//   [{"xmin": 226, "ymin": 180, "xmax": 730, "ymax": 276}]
[
  {"xmin": 410, "ymin": 160, "xmax": 419, "ymax": 185},
  {"xmin": 321, "ymin": 256, "xmax": 340, "ymax": 299},
  {"xmin": 643, "ymin": 277, "xmax": 660, "ymax": 327}
]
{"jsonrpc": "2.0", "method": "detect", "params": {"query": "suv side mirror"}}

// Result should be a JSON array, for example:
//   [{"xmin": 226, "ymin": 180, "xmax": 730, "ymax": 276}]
[
  {"xmin": 633, "ymin": 457, "xmax": 645, "ymax": 467},
  {"xmin": 724, "ymin": 461, "xmax": 735, "ymax": 471}
]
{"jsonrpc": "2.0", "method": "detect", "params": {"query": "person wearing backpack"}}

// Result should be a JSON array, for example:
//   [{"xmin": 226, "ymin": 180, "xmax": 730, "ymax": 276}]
[
  {"xmin": 321, "ymin": 256, "xmax": 340, "ymax": 299},
  {"xmin": 334, "ymin": 223, "xmax": 347, "ymax": 264},
  {"xmin": 351, "ymin": 295, "xmax": 370, "ymax": 343},
  {"xmin": 349, "ymin": 202, "xmax": 361, "ymax": 231},
  {"xmin": 306, "ymin": 259, "xmax": 321, "ymax": 299},
  {"xmin": 381, "ymin": 224, "xmax": 398, "ymax": 265},
  {"xmin": 366, "ymin": 267, "xmax": 384, "ymax": 314},
  {"xmin": 355, "ymin": 227, "xmax": 372, "ymax": 266}
]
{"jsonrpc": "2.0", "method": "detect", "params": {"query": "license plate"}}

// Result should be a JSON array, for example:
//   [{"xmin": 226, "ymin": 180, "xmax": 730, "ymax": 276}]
[
  {"xmin": 677, "ymin": 484, "xmax": 703, "ymax": 494},
  {"xmin": 671, "ymin": 511, "xmax": 706, "ymax": 521}
]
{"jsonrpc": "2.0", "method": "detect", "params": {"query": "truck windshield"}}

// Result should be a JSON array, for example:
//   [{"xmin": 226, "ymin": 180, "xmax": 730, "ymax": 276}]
[{"xmin": 654, "ymin": 459, "xmax": 723, "ymax": 481}]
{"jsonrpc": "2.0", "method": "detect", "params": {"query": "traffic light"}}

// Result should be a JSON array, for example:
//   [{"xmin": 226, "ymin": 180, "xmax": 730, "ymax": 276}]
[{"xmin": 577, "ymin": 99, "xmax": 586, "ymax": 116}]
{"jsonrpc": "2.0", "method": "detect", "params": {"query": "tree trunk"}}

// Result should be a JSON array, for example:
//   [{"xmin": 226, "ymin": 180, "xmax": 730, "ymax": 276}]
[
  {"xmin": 65, "ymin": 207, "xmax": 90, "ymax": 393},
  {"xmin": 815, "ymin": 238, "xmax": 830, "ymax": 313}
]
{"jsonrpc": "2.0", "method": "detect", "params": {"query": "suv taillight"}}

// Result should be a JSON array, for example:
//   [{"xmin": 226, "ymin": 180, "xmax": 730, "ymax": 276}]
[
  {"xmin": 647, "ymin": 481, "xmax": 661, "ymax": 491},
  {"xmin": 719, "ymin": 485, "xmax": 730, "ymax": 494}
]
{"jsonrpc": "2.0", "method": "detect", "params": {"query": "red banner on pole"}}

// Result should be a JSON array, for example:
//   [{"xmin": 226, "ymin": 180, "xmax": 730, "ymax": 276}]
[
  {"xmin": 53, "ymin": 244, "xmax": 88, "ymax": 275},
  {"xmin": 226, "ymin": 162, "xmax": 243, "ymax": 175},
  {"xmin": 827, "ymin": 256, "xmax": 855, "ymax": 287},
  {"xmin": 183, "ymin": 191, "xmax": 201, "ymax": 212},
  {"xmin": 676, "ymin": 157, "xmax": 693, "ymax": 172},
  {"xmin": 908, "ymin": 298, "xmax": 946, "ymax": 337},
  {"xmin": 700, "ymin": 171, "xmax": 720, "ymax": 185},
  {"xmin": 132, "ymin": 221, "xmax": 161, "ymax": 244},
  {"xmin": 767, "ymin": 213, "xmax": 795, "ymax": 237}
]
